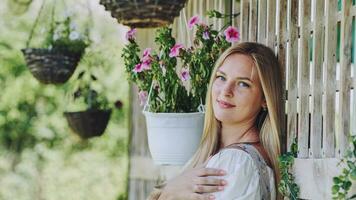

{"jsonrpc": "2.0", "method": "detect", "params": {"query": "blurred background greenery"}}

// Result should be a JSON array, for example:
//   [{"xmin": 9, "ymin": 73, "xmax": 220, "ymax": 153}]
[{"xmin": 0, "ymin": 0, "xmax": 130, "ymax": 199}]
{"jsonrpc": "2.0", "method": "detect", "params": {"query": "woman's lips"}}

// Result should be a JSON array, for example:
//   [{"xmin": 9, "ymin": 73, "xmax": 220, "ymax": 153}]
[{"xmin": 217, "ymin": 100, "xmax": 236, "ymax": 108}]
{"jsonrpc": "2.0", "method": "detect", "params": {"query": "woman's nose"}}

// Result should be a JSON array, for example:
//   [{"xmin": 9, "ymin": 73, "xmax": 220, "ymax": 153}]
[{"xmin": 221, "ymin": 81, "xmax": 234, "ymax": 97}]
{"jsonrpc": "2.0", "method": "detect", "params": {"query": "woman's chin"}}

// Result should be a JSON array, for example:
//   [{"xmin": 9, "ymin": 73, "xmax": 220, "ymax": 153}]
[{"xmin": 215, "ymin": 113, "xmax": 237, "ymax": 124}]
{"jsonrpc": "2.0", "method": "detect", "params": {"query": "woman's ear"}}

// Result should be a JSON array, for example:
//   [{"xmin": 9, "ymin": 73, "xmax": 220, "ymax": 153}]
[{"xmin": 261, "ymin": 98, "xmax": 267, "ymax": 109}]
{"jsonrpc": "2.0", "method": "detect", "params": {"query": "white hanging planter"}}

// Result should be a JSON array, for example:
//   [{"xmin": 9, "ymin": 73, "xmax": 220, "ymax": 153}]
[{"xmin": 143, "ymin": 111, "xmax": 204, "ymax": 165}]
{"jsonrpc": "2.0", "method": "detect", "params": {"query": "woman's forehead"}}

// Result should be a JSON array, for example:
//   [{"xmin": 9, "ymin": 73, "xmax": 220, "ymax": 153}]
[{"xmin": 218, "ymin": 54, "xmax": 259, "ymax": 81}]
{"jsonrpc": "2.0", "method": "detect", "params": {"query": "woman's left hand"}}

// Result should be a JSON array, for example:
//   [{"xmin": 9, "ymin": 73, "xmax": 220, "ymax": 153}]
[{"xmin": 158, "ymin": 159, "xmax": 227, "ymax": 200}]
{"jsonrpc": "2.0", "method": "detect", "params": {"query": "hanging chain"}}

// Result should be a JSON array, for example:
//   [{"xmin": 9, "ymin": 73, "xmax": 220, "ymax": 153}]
[{"xmin": 25, "ymin": 0, "xmax": 46, "ymax": 48}]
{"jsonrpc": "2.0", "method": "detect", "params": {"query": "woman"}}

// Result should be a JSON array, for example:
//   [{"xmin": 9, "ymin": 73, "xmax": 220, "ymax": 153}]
[{"xmin": 149, "ymin": 42, "xmax": 284, "ymax": 200}]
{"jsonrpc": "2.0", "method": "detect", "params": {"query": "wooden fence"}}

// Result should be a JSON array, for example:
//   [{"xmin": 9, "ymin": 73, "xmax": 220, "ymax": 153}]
[
  {"xmin": 234, "ymin": 0, "xmax": 356, "ymax": 198},
  {"xmin": 128, "ymin": 0, "xmax": 356, "ymax": 199}
]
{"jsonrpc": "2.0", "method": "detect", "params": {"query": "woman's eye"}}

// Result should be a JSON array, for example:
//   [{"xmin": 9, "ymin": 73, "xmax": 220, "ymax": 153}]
[
  {"xmin": 216, "ymin": 75, "xmax": 226, "ymax": 81},
  {"xmin": 238, "ymin": 81, "xmax": 250, "ymax": 88}
]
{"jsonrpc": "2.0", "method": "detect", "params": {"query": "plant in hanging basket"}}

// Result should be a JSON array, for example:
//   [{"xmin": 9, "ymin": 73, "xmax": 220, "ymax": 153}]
[
  {"xmin": 122, "ymin": 10, "xmax": 239, "ymax": 165},
  {"xmin": 64, "ymin": 87, "xmax": 112, "ymax": 139},
  {"xmin": 64, "ymin": 62, "xmax": 122, "ymax": 139},
  {"xmin": 99, "ymin": 0, "xmax": 187, "ymax": 28},
  {"xmin": 122, "ymin": 11, "xmax": 238, "ymax": 113},
  {"xmin": 22, "ymin": 10, "xmax": 90, "ymax": 85}
]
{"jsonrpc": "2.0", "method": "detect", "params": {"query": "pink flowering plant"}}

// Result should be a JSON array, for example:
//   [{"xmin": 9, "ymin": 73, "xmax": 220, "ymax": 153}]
[{"xmin": 122, "ymin": 10, "xmax": 239, "ymax": 113}]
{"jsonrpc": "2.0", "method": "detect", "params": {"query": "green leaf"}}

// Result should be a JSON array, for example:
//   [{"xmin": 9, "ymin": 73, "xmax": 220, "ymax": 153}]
[
  {"xmin": 347, "ymin": 161, "xmax": 355, "ymax": 170},
  {"xmin": 333, "ymin": 177, "xmax": 342, "ymax": 184},
  {"xmin": 350, "ymin": 169, "xmax": 356, "ymax": 180},
  {"xmin": 332, "ymin": 185, "xmax": 340, "ymax": 194},
  {"xmin": 343, "ymin": 181, "xmax": 352, "ymax": 190}
]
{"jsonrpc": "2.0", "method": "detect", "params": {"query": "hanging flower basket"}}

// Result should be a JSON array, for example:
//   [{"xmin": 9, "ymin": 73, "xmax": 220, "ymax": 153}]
[
  {"xmin": 21, "ymin": 0, "xmax": 90, "ymax": 85},
  {"xmin": 99, "ymin": 0, "xmax": 187, "ymax": 28},
  {"xmin": 21, "ymin": 48, "xmax": 83, "ymax": 84},
  {"xmin": 64, "ymin": 109, "xmax": 112, "ymax": 139}
]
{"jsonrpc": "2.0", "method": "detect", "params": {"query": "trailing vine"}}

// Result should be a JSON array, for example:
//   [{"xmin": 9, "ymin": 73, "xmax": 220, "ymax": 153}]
[
  {"xmin": 332, "ymin": 135, "xmax": 356, "ymax": 200},
  {"xmin": 278, "ymin": 138, "xmax": 300, "ymax": 200}
]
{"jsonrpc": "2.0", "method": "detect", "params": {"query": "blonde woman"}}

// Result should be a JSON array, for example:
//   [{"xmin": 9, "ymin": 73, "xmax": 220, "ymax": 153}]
[{"xmin": 149, "ymin": 42, "xmax": 283, "ymax": 200}]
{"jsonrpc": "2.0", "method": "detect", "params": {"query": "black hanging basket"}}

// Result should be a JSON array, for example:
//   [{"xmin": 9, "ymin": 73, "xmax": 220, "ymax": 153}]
[
  {"xmin": 21, "ymin": 48, "xmax": 83, "ymax": 84},
  {"xmin": 99, "ymin": 0, "xmax": 187, "ymax": 28},
  {"xmin": 64, "ymin": 109, "xmax": 112, "ymax": 139}
]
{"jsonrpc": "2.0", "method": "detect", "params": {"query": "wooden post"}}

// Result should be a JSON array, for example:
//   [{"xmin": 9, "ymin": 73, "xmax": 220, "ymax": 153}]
[
  {"xmin": 248, "ymin": 0, "xmax": 257, "ymax": 42},
  {"xmin": 240, "ymin": 0, "xmax": 249, "ymax": 42},
  {"xmin": 310, "ymin": 0, "xmax": 324, "ymax": 159},
  {"xmin": 286, "ymin": 0, "xmax": 299, "ymax": 151},
  {"xmin": 323, "ymin": 0, "xmax": 338, "ymax": 158},
  {"xmin": 277, "ymin": 0, "xmax": 287, "ymax": 154},
  {"xmin": 257, "ymin": 0, "xmax": 267, "ymax": 44},
  {"xmin": 297, "ymin": 0, "xmax": 311, "ymax": 158},
  {"xmin": 337, "ymin": 0, "xmax": 352, "ymax": 156},
  {"xmin": 266, "ymin": 0, "xmax": 276, "ymax": 49}
]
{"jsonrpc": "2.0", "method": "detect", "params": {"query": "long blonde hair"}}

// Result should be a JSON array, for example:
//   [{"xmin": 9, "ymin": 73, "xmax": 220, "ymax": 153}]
[{"xmin": 187, "ymin": 42, "xmax": 284, "ymax": 194}]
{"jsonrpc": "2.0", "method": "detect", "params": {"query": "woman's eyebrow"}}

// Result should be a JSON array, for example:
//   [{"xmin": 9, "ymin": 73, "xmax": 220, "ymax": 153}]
[{"xmin": 216, "ymin": 70, "xmax": 253, "ymax": 82}]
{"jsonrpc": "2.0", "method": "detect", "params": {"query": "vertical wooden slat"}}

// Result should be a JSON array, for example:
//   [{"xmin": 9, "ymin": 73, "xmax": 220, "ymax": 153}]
[
  {"xmin": 310, "ymin": 0, "xmax": 324, "ymax": 158},
  {"xmin": 206, "ymin": 0, "xmax": 214, "ymax": 25},
  {"xmin": 232, "ymin": 0, "xmax": 240, "ymax": 28},
  {"xmin": 172, "ymin": 14, "xmax": 179, "ymax": 41},
  {"xmin": 257, "ymin": 0, "xmax": 267, "ymax": 44},
  {"xmin": 277, "ymin": 0, "xmax": 288, "ymax": 153},
  {"xmin": 226, "ymin": 0, "xmax": 233, "ymax": 27},
  {"xmin": 266, "ymin": 0, "xmax": 276, "ymax": 49},
  {"xmin": 298, "ymin": 0, "xmax": 311, "ymax": 158},
  {"xmin": 199, "ymin": 0, "xmax": 206, "ymax": 21},
  {"xmin": 240, "ymin": 0, "xmax": 249, "ymax": 42},
  {"xmin": 337, "ymin": 0, "xmax": 352, "ymax": 156},
  {"xmin": 286, "ymin": 0, "xmax": 299, "ymax": 151},
  {"xmin": 178, "ymin": 10, "xmax": 187, "ymax": 45},
  {"xmin": 185, "ymin": 0, "xmax": 193, "ymax": 47},
  {"xmin": 351, "ymin": 14, "xmax": 356, "ymax": 135},
  {"xmin": 248, "ymin": 0, "xmax": 257, "ymax": 42},
  {"xmin": 323, "ymin": 0, "xmax": 337, "ymax": 157},
  {"xmin": 218, "ymin": 0, "xmax": 225, "ymax": 29},
  {"xmin": 193, "ymin": 0, "xmax": 199, "ymax": 18},
  {"xmin": 213, "ymin": 0, "xmax": 220, "ymax": 29}
]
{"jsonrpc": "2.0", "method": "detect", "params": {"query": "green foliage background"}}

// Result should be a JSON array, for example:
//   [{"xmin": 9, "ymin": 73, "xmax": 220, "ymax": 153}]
[{"xmin": 0, "ymin": 0, "xmax": 130, "ymax": 199}]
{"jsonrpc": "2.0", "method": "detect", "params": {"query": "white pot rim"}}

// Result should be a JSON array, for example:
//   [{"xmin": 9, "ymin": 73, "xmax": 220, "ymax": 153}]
[{"xmin": 143, "ymin": 111, "xmax": 205, "ymax": 117}]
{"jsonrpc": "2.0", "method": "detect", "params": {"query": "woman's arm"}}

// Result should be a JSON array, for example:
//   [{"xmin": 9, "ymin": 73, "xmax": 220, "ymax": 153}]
[
  {"xmin": 148, "ymin": 163, "xmax": 228, "ymax": 200},
  {"xmin": 206, "ymin": 149, "xmax": 262, "ymax": 200}
]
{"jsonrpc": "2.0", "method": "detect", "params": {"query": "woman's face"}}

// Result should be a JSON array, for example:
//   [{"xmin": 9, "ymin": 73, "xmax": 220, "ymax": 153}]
[{"xmin": 212, "ymin": 53, "xmax": 266, "ymax": 124}]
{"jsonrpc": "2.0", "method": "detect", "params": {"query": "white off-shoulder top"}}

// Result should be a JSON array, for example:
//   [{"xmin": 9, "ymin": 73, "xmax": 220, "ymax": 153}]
[{"xmin": 205, "ymin": 144, "xmax": 276, "ymax": 200}]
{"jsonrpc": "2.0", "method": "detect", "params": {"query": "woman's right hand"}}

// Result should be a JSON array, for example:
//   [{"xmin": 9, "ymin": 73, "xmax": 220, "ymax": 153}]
[{"xmin": 158, "ymin": 161, "xmax": 227, "ymax": 200}]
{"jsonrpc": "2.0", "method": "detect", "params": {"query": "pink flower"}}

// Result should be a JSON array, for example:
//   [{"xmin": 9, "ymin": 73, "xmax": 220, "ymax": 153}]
[
  {"xmin": 138, "ymin": 91, "xmax": 148, "ymax": 106},
  {"xmin": 224, "ymin": 26, "xmax": 239, "ymax": 43},
  {"xmin": 188, "ymin": 15, "xmax": 200, "ymax": 29},
  {"xmin": 133, "ymin": 63, "xmax": 143, "ymax": 73},
  {"xmin": 126, "ymin": 28, "xmax": 136, "ymax": 40},
  {"xmin": 143, "ymin": 48, "xmax": 151, "ymax": 57},
  {"xmin": 137, "ymin": 48, "xmax": 153, "ymax": 71},
  {"xmin": 169, "ymin": 44, "xmax": 184, "ymax": 58},
  {"xmin": 202, "ymin": 31, "xmax": 210, "ymax": 40},
  {"xmin": 180, "ymin": 68, "xmax": 190, "ymax": 81},
  {"xmin": 141, "ymin": 59, "xmax": 152, "ymax": 70}
]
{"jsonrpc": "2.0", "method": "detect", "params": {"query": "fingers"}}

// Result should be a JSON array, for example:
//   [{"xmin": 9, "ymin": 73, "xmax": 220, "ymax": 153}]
[
  {"xmin": 196, "ymin": 168, "xmax": 226, "ymax": 177},
  {"xmin": 193, "ymin": 184, "xmax": 225, "ymax": 193},
  {"xmin": 189, "ymin": 193, "xmax": 216, "ymax": 200},
  {"xmin": 195, "ymin": 177, "xmax": 227, "ymax": 186}
]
